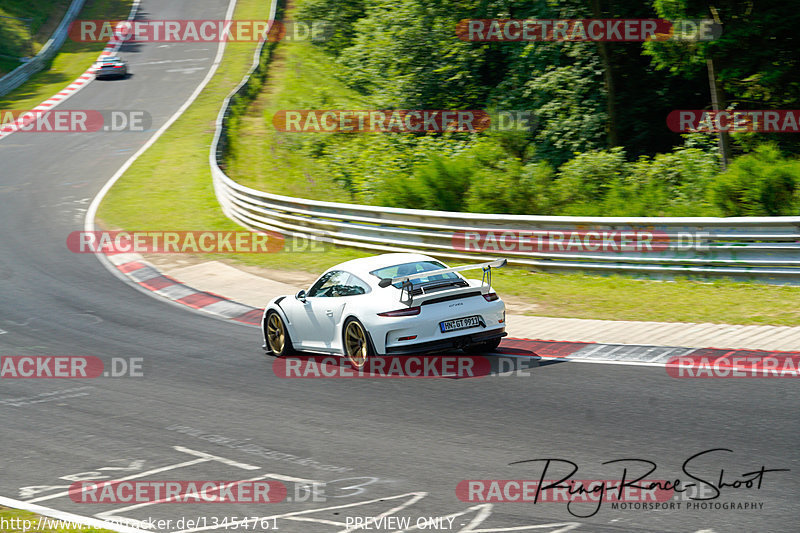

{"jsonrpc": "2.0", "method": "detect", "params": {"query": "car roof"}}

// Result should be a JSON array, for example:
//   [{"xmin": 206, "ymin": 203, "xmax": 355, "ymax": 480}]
[{"xmin": 330, "ymin": 253, "xmax": 444, "ymax": 281}]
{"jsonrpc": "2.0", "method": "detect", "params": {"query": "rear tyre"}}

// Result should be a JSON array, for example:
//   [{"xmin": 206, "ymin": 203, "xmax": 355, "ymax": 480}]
[
  {"xmin": 265, "ymin": 311, "xmax": 296, "ymax": 357},
  {"xmin": 463, "ymin": 337, "xmax": 502, "ymax": 354},
  {"xmin": 343, "ymin": 318, "xmax": 373, "ymax": 369}
]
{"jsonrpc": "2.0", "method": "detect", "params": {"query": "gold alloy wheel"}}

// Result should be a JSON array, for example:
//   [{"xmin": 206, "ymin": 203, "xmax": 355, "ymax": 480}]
[
  {"xmin": 267, "ymin": 313, "xmax": 286, "ymax": 354},
  {"xmin": 344, "ymin": 320, "xmax": 369, "ymax": 368}
]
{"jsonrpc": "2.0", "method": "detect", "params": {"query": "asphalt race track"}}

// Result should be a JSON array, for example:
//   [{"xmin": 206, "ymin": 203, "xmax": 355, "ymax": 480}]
[{"xmin": 0, "ymin": 1, "xmax": 798, "ymax": 532}]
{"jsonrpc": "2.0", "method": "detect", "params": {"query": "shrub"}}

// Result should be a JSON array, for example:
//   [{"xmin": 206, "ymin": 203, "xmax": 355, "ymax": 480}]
[
  {"xmin": 709, "ymin": 144, "xmax": 800, "ymax": 216},
  {"xmin": 553, "ymin": 147, "xmax": 628, "ymax": 208},
  {"xmin": 377, "ymin": 153, "xmax": 476, "ymax": 211},
  {"xmin": 466, "ymin": 160, "xmax": 556, "ymax": 214}
]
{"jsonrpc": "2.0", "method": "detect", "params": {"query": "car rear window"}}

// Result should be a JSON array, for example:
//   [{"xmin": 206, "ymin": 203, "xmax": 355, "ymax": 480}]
[{"xmin": 371, "ymin": 261, "xmax": 461, "ymax": 287}]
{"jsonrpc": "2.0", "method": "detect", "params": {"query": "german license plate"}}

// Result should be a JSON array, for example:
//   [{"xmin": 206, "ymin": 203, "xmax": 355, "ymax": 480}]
[{"xmin": 440, "ymin": 315, "xmax": 481, "ymax": 333}]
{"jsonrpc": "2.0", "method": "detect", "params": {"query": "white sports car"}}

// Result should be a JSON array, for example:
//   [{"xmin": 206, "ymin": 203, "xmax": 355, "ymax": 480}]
[{"xmin": 261, "ymin": 253, "xmax": 507, "ymax": 368}]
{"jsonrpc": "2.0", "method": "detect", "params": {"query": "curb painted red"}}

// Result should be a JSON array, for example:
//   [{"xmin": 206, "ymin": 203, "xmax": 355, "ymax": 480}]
[
  {"xmin": 104, "ymin": 252, "xmax": 264, "ymax": 326},
  {"xmin": 99, "ymin": 255, "xmax": 800, "ymax": 367},
  {"xmin": 102, "ymin": 251, "xmax": 800, "ymax": 367}
]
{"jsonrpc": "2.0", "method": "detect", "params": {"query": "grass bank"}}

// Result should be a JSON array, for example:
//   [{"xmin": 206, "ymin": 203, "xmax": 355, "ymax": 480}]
[{"xmin": 0, "ymin": 0, "xmax": 70, "ymax": 75}]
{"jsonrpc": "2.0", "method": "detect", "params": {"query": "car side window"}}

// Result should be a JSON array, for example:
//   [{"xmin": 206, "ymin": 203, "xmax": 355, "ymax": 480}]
[
  {"xmin": 308, "ymin": 271, "xmax": 344, "ymax": 297},
  {"xmin": 340, "ymin": 274, "xmax": 370, "ymax": 296},
  {"xmin": 307, "ymin": 271, "xmax": 370, "ymax": 298}
]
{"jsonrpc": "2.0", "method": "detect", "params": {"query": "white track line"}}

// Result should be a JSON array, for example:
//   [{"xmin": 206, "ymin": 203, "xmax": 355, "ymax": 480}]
[
  {"xmin": 93, "ymin": 474, "xmax": 277, "ymax": 525},
  {"xmin": 84, "ymin": 0, "xmax": 239, "ymax": 236},
  {"xmin": 174, "ymin": 445, "xmax": 260, "ymax": 470},
  {"xmin": 27, "ymin": 457, "xmax": 210, "ymax": 503},
  {"xmin": 80, "ymin": 0, "xmax": 280, "ymax": 329},
  {"xmin": 500, "ymin": 352, "xmax": 670, "ymax": 368},
  {"xmin": 82, "ymin": 0, "xmax": 251, "ymax": 321},
  {"xmin": 0, "ymin": 495, "xmax": 153, "ymax": 533}
]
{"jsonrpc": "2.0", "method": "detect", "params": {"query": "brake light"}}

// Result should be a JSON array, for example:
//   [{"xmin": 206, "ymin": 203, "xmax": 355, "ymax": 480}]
[
  {"xmin": 483, "ymin": 292, "xmax": 499, "ymax": 302},
  {"xmin": 378, "ymin": 306, "xmax": 421, "ymax": 317}
]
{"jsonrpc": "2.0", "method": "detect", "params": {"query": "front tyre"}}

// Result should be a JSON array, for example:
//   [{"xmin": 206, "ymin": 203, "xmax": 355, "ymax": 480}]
[
  {"xmin": 343, "ymin": 318, "xmax": 373, "ymax": 369},
  {"xmin": 463, "ymin": 337, "xmax": 502, "ymax": 354},
  {"xmin": 265, "ymin": 311, "xmax": 295, "ymax": 357}
]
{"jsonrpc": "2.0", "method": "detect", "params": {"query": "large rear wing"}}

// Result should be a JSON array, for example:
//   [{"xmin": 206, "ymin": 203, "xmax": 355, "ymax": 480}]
[
  {"xmin": 378, "ymin": 258, "xmax": 506, "ymax": 303},
  {"xmin": 378, "ymin": 258, "xmax": 507, "ymax": 288}
]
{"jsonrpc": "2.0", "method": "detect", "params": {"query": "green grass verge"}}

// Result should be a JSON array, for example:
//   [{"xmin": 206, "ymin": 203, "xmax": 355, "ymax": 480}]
[
  {"xmin": 224, "ymin": 40, "xmax": 363, "ymax": 202},
  {"xmin": 96, "ymin": 0, "xmax": 800, "ymax": 326},
  {"xmin": 486, "ymin": 269, "xmax": 800, "ymax": 325},
  {"xmin": 0, "ymin": 506, "xmax": 116, "ymax": 532},
  {"xmin": 0, "ymin": 0, "xmax": 131, "ymax": 109},
  {"xmin": 97, "ymin": 0, "xmax": 273, "ymax": 231},
  {"xmin": 0, "ymin": 0, "xmax": 70, "ymax": 75}
]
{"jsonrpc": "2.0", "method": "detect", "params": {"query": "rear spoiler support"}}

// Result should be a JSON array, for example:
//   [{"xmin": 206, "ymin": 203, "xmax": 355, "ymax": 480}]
[{"xmin": 378, "ymin": 258, "xmax": 507, "ymax": 304}]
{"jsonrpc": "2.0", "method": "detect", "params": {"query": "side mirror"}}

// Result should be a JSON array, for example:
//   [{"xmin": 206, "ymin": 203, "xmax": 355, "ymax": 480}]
[{"xmin": 295, "ymin": 290, "xmax": 307, "ymax": 303}]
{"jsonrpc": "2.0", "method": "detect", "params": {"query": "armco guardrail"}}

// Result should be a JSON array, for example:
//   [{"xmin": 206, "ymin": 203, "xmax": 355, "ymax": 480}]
[
  {"xmin": 209, "ymin": 3, "xmax": 800, "ymax": 283},
  {"xmin": 0, "ymin": 0, "xmax": 86, "ymax": 97},
  {"xmin": 210, "ymin": 174, "xmax": 800, "ymax": 281}
]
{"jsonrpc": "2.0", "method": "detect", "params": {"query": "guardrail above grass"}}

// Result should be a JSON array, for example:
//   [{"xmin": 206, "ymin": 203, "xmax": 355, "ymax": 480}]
[
  {"xmin": 209, "ymin": 0, "xmax": 800, "ymax": 284},
  {"xmin": 0, "ymin": 0, "xmax": 86, "ymax": 96}
]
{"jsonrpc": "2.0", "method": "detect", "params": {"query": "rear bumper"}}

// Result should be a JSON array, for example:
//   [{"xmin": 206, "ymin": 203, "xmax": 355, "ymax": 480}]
[
  {"xmin": 384, "ymin": 327, "xmax": 506, "ymax": 355},
  {"xmin": 96, "ymin": 69, "xmax": 125, "ymax": 78}
]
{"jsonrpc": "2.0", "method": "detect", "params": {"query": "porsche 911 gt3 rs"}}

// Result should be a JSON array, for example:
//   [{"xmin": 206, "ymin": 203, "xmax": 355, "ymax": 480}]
[
  {"xmin": 262, "ymin": 253, "xmax": 507, "ymax": 368},
  {"xmin": 95, "ymin": 56, "xmax": 128, "ymax": 79}
]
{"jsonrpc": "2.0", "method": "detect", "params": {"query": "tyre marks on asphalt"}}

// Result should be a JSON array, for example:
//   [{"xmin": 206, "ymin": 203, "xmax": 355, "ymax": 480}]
[{"xmin": 0, "ymin": 386, "xmax": 94, "ymax": 407}]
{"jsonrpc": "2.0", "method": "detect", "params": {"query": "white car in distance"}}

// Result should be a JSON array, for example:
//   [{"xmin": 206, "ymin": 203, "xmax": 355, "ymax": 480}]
[{"xmin": 262, "ymin": 253, "xmax": 507, "ymax": 368}]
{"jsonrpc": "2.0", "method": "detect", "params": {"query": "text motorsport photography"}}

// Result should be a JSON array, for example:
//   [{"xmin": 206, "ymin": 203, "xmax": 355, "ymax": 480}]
[{"xmin": 458, "ymin": 449, "xmax": 788, "ymax": 518}]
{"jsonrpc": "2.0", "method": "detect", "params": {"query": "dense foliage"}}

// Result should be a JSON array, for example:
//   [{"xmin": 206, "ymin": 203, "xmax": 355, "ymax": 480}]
[{"xmin": 253, "ymin": 0, "xmax": 800, "ymax": 216}]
